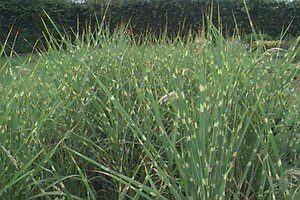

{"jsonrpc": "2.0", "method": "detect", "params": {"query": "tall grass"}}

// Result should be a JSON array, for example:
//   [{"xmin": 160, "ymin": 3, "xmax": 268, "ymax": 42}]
[{"xmin": 0, "ymin": 16, "xmax": 299, "ymax": 199}]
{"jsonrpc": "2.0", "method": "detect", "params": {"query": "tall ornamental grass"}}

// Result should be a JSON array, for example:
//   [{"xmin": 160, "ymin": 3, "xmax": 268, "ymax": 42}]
[{"xmin": 0, "ymin": 19, "xmax": 299, "ymax": 199}]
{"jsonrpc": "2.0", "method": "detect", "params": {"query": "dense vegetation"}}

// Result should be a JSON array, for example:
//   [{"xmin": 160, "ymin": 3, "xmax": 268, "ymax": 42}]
[
  {"xmin": 0, "ymin": 0, "xmax": 299, "ymax": 53},
  {"xmin": 0, "ymin": 15, "xmax": 300, "ymax": 198},
  {"xmin": 1, "ymin": 0, "xmax": 300, "ymax": 199}
]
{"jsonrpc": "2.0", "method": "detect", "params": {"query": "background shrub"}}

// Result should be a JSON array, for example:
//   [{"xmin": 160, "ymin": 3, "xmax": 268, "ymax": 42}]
[{"xmin": 0, "ymin": 0, "xmax": 299, "ymax": 53}]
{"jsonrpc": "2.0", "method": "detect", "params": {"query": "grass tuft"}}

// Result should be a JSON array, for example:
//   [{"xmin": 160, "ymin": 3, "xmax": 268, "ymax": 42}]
[{"xmin": 0, "ymin": 14, "xmax": 299, "ymax": 199}]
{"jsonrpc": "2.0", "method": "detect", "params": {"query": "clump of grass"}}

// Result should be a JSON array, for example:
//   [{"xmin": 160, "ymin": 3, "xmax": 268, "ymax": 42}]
[{"xmin": 0, "ymin": 15, "xmax": 299, "ymax": 200}]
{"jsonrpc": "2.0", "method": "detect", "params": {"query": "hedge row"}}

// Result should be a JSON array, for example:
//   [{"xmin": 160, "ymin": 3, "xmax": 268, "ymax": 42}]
[{"xmin": 0, "ymin": 0, "xmax": 299, "ymax": 53}]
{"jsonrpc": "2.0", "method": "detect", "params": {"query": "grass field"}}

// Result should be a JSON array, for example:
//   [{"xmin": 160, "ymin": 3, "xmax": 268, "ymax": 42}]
[{"xmin": 0, "ymin": 26, "xmax": 299, "ymax": 199}]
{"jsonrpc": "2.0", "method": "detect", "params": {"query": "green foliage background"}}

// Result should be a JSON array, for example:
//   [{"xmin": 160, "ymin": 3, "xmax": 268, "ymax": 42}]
[{"xmin": 0, "ymin": 0, "xmax": 299, "ymax": 53}]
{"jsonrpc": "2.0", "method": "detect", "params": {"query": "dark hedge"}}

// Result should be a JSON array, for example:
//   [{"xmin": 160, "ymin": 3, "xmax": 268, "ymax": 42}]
[{"xmin": 0, "ymin": 0, "xmax": 299, "ymax": 53}]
